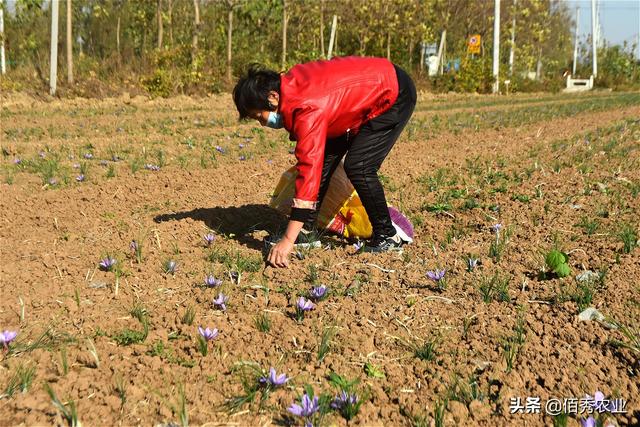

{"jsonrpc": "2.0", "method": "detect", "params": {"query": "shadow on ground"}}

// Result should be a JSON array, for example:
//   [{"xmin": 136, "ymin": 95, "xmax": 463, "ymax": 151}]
[{"xmin": 153, "ymin": 204, "xmax": 287, "ymax": 251}]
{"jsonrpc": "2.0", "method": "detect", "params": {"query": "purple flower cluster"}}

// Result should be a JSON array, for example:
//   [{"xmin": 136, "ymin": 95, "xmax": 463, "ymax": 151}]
[
  {"xmin": 426, "ymin": 269, "xmax": 446, "ymax": 282},
  {"xmin": 83, "ymin": 153, "xmax": 94, "ymax": 159},
  {"xmin": 204, "ymin": 275, "xmax": 222, "ymax": 288},
  {"xmin": 215, "ymin": 146, "xmax": 225, "ymax": 154},
  {"xmin": 198, "ymin": 326, "xmax": 219, "ymax": 341},
  {"xmin": 259, "ymin": 367, "xmax": 289, "ymax": 387},
  {"xmin": 331, "ymin": 390, "xmax": 358, "ymax": 410},
  {"xmin": 296, "ymin": 297, "xmax": 314, "ymax": 312},
  {"xmin": 203, "ymin": 233, "xmax": 216, "ymax": 246},
  {"xmin": 144, "ymin": 164, "xmax": 160, "ymax": 171},
  {"xmin": 99, "ymin": 257, "xmax": 117, "ymax": 271},
  {"xmin": 288, "ymin": 393, "xmax": 319, "ymax": 419},
  {"xmin": 76, "ymin": 174, "xmax": 85, "ymax": 182},
  {"xmin": 0, "ymin": 330, "xmax": 18, "ymax": 350},
  {"xmin": 309, "ymin": 285, "xmax": 328, "ymax": 301},
  {"xmin": 213, "ymin": 293, "xmax": 228, "ymax": 311}
]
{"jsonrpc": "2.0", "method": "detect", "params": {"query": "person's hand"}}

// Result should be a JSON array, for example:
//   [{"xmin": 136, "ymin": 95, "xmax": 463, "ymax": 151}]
[{"xmin": 267, "ymin": 237, "xmax": 295, "ymax": 268}]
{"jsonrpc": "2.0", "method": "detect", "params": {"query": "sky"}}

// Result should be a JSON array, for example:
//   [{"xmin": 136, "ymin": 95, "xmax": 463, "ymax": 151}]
[{"xmin": 562, "ymin": 0, "xmax": 640, "ymax": 58}]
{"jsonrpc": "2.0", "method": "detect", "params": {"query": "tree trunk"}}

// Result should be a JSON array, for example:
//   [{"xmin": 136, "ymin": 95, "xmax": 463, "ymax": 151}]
[
  {"xmin": 157, "ymin": 0, "xmax": 163, "ymax": 49},
  {"xmin": 192, "ymin": 0, "xmax": 200, "ymax": 56},
  {"xmin": 66, "ymin": 0, "xmax": 73, "ymax": 84},
  {"xmin": 319, "ymin": 0, "xmax": 324, "ymax": 57},
  {"xmin": 386, "ymin": 31, "xmax": 391, "ymax": 60},
  {"xmin": 168, "ymin": 0, "xmax": 174, "ymax": 46},
  {"xmin": 116, "ymin": 15, "xmax": 121, "ymax": 62},
  {"xmin": 50, "ymin": 0, "xmax": 59, "ymax": 95},
  {"xmin": 227, "ymin": 7, "xmax": 233, "ymax": 83},
  {"xmin": 281, "ymin": 0, "xmax": 287, "ymax": 68}
]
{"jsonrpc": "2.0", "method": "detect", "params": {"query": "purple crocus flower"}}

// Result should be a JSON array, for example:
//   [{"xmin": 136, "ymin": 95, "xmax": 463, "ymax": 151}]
[
  {"xmin": 215, "ymin": 146, "xmax": 225, "ymax": 154},
  {"xmin": 72, "ymin": 163, "xmax": 81, "ymax": 169},
  {"xmin": 238, "ymin": 143, "xmax": 245, "ymax": 149},
  {"xmin": 331, "ymin": 390, "xmax": 359, "ymax": 410},
  {"xmin": 288, "ymin": 393, "xmax": 320, "ymax": 418},
  {"xmin": 99, "ymin": 257, "xmax": 117, "ymax": 271},
  {"xmin": 204, "ymin": 275, "xmax": 222, "ymax": 288},
  {"xmin": 48, "ymin": 178, "xmax": 57, "ymax": 186},
  {"xmin": 99, "ymin": 160, "xmax": 108, "ymax": 167},
  {"xmin": 76, "ymin": 174, "xmax": 85, "ymax": 182},
  {"xmin": 309, "ymin": 285, "xmax": 328, "ymax": 301},
  {"xmin": 580, "ymin": 417, "xmax": 596, "ymax": 427},
  {"xmin": 39, "ymin": 151, "xmax": 46, "ymax": 158},
  {"xmin": 0, "ymin": 330, "xmax": 18, "ymax": 350},
  {"xmin": 13, "ymin": 158, "xmax": 21, "ymax": 164},
  {"xmin": 213, "ymin": 293, "xmax": 228, "ymax": 311},
  {"xmin": 260, "ymin": 367, "xmax": 289, "ymax": 387},
  {"xmin": 585, "ymin": 390, "xmax": 608, "ymax": 412},
  {"xmin": 353, "ymin": 241, "xmax": 364, "ymax": 252},
  {"xmin": 130, "ymin": 240, "xmax": 138, "ymax": 252},
  {"xmin": 426, "ymin": 269, "xmax": 446, "ymax": 281},
  {"xmin": 239, "ymin": 155, "xmax": 246, "ymax": 161},
  {"xmin": 197, "ymin": 326, "xmax": 219, "ymax": 341},
  {"xmin": 296, "ymin": 297, "xmax": 315, "ymax": 312},
  {"xmin": 203, "ymin": 233, "xmax": 216, "ymax": 246},
  {"xmin": 491, "ymin": 223, "xmax": 502, "ymax": 233},
  {"xmin": 144, "ymin": 164, "xmax": 160, "ymax": 171},
  {"xmin": 466, "ymin": 257, "xmax": 479, "ymax": 271},
  {"xmin": 83, "ymin": 153, "xmax": 93, "ymax": 159}
]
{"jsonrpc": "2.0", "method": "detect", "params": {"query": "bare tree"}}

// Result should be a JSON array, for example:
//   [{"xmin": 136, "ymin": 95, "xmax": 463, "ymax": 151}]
[
  {"xmin": 281, "ymin": 0, "xmax": 288, "ymax": 68},
  {"xmin": 66, "ymin": 0, "xmax": 73, "ymax": 84},
  {"xmin": 226, "ymin": 0, "xmax": 235, "ymax": 83},
  {"xmin": 192, "ymin": 0, "xmax": 200, "ymax": 56},
  {"xmin": 319, "ymin": 0, "xmax": 325, "ymax": 57},
  {"xmin": 168, "ymin": 0, "xmax": 174, "ymax": 46},
  {"xmin": 157, "ymin": 0, "xmax": 163, "ymax": 49}
]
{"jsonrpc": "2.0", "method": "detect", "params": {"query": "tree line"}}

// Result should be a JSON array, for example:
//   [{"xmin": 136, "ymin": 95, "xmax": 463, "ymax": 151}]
[{"xmin": 0, "ymin": 0, "xmax": 637, "ymax": 96}]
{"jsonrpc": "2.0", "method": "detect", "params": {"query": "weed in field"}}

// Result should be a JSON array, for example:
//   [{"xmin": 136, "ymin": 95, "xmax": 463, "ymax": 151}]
[
  {"xmin": 616, "ymin": 223, "xmax": 638, "ymax": 254},
  {"xmin": 60, "ymin": 346, "xmax": 69, "ymax": 376},
  {"xmin": 413, "ymin": 338, "xmax": 439, "ymax": 362},
  {"xmin": 181, "ymin": 306, "xmax": 196, "ymax": 326},
  {"xmin": 364, "ymin": 362, "xmax": 385, "ymax": 379},
  {"xmin": 113, "ymin": 374, "xmax": 127, "ymax": 407},
  {"xmin": 433, "ymin": 398, "xmax": 447, "ymax": 427},
  {"xmin": 254, "ymin": 312, "xmax": 271, "ymax": 333},
  {"xmin": 8, "ymin": 327, "xmax": 74, "ymax": 356},
  {"xmin": 545, "ymin": 249, "xmax": 571, "ymax": 278},
  {"xmin": 445, "ymin": 373, "xmax": 482, "ymax": 405},
  {"xmin": 462, "ymin": 315, "xmax": 477, "ymax": 340},
  {"xmin": 112, "ymin": 307, "xmax": 149, "ymax": 346},
  {"xmin": 44, "ymin": 383, "xmax": 80, "ymax": 427},
  {"xmin": 488, "ymin": 223, "xmax": 512, "ymax": 262},
  {"xmin": 0, "ymin": 363, "xmax": 36, "ymax": 398},
  {"xmin": 605, "ymin": 316, "xmax": 640, "ymax": 354},
  {"xmin": 223, "ymin": 362, "xmax": 276, "ymax": 413},
  {"xmin": 317, "ymin": 325, "xmax": 337, "ymax": 363},
  {"xmin": 478, "ymin": 272, "xmax": 511, "ymax": 303},
  {"xmin": 574, "ymin": 216, "xmax": 600, "ymax": 236},
  {"xmin": 163, "ymin": 259, "xmax": 178, "ymax": 275}
]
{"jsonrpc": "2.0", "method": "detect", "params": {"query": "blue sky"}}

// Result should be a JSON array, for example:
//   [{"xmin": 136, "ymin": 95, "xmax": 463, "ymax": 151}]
[{"xmin": 563, "ymin": 0, "xmax": 640, "ymax": 58}]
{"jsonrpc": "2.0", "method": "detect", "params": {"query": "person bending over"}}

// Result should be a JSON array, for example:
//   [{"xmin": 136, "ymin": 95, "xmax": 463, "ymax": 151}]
[{"xmin": 233, "ymin": 56, "xmax": 416, "ymax": 268}]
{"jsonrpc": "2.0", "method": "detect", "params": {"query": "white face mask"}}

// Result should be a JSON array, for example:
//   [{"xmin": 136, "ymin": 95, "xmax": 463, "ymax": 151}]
[{"xmin": 266, "ymin": 111, "xmax": 284, "ymax": 129}]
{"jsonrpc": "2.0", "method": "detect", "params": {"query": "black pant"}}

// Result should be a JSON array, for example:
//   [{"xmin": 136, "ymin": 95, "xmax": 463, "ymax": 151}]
[{"xmin": 305, "ymin": 65, "xmax": 417, "ymax": 238}]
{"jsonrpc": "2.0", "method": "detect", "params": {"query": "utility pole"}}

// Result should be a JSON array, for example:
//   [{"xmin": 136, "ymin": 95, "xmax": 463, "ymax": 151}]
[
  {"xmin": 572, "ymin": 7, "xmax": 579, "ymax": 76},
  {"xmin": 493, "ymin": 0, "xmax": 501, "ymax": 93},
  {"xmin": 50, "ymin": 0, "xmax": 60, "ymax": 96},
  {"xmin": 508, "ymin": 0, "xmax": 516, "ymax": 75},
  {"xmin": 0, "ymin": 0, "xmax": 6, "ymax": 75},
  {"xmin": 591, "ymin": 0, "xmax": 597, "ymax": 77}
]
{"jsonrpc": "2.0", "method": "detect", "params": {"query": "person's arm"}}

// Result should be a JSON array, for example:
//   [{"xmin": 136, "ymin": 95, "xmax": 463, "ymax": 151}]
[
  {"xmin": 267, "ymin": 220, "xmax": 304, "ymax": 268},
  {"xmin": 267, "ymin": 108, "xmax": 327, "ymax": 268}
]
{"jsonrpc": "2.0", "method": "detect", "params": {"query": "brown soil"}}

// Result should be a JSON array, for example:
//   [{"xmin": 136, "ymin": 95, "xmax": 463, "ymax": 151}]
[{"xmin": 1, "ymin": 93, "xmax": 639, "ymax": 427}]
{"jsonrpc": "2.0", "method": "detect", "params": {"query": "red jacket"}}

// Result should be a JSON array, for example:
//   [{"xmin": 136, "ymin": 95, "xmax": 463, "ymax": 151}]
[{"xmin": 279, "ymin": 56, "xmax": 399, "ymax": 210}]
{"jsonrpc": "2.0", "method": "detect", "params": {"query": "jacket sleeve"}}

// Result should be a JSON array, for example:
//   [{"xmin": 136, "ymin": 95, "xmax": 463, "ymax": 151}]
[{"xmin": 291, "ymin": 107, "xmax": 328, "ymax": 211}]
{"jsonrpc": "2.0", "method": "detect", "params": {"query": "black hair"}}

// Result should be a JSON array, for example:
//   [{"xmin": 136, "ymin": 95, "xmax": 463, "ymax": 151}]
[{"xmin": 232, "ymin": 63, "xmax": 281, "ymax": 120}]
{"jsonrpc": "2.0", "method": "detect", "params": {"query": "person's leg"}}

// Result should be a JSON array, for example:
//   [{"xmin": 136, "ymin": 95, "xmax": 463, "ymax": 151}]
[
  {"xmin": 302, "ymin": 133, "xmax": 349, "ymax": 231},
  {"xmin": 343, "ymin": 65, "xmax": 417, "ymax": 243}
]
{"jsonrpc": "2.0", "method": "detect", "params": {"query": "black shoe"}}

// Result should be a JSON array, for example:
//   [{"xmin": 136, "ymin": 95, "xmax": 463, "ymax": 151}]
[
  {"xmin": 265, "ymin": 229, "xmax": 322, "ymax": 249},
  {"xmin": 363, "ymin": 232, "xmax": 404, "ymax": 253}
]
